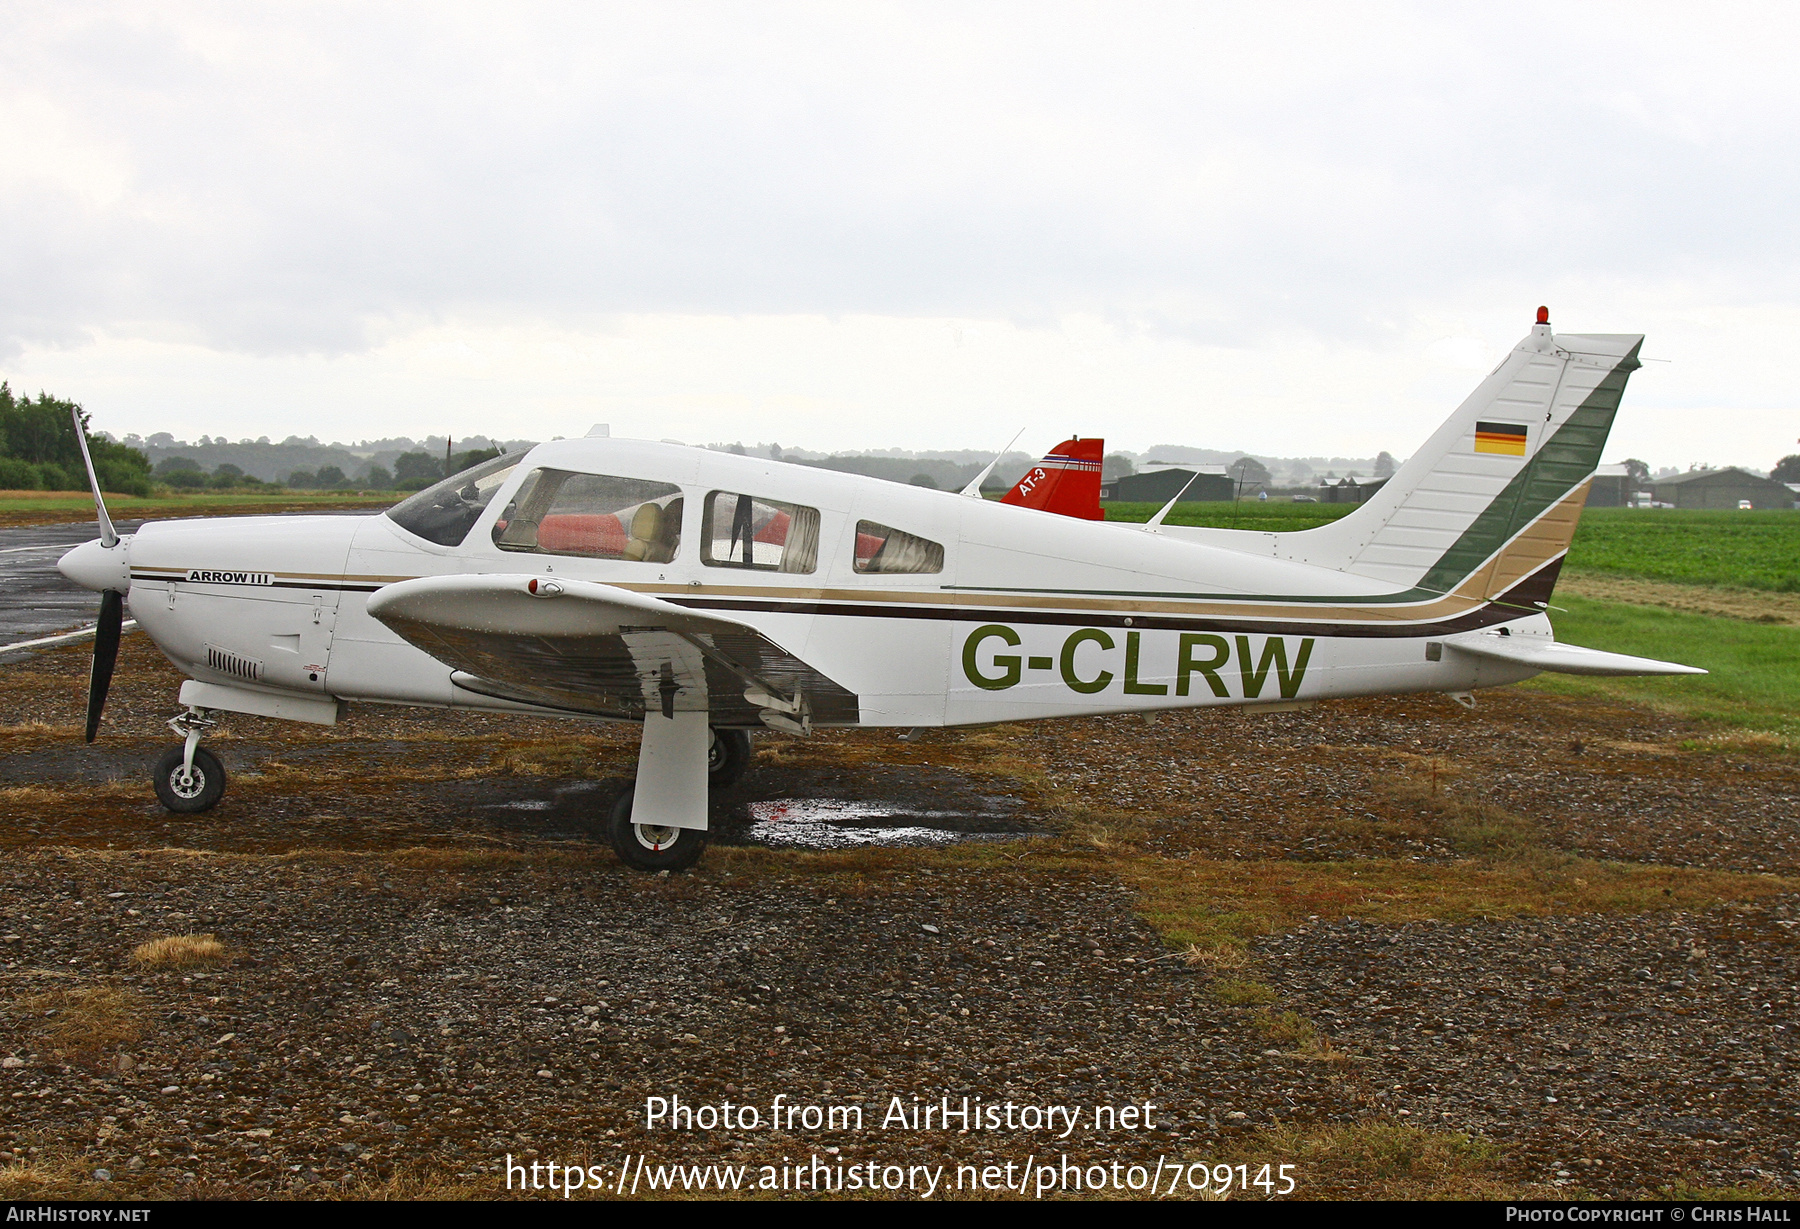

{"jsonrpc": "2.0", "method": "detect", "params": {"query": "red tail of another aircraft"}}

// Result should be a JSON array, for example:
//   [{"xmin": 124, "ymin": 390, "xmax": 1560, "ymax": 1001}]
[{"xmin": 1000, "ymin": 438, "xmax": 1104, "ymax": 520}]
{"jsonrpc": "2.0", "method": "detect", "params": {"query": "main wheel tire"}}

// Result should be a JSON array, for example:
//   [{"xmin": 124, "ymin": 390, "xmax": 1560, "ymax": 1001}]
[
  {"xmin": 152, "ymin": 746, "xmax": 226, "ymax": 814},
  {"xmin": 707, "ymin": 727, "xmax": 754, "ymax": 789},
  {"xmin": 607, "ymin": 786, "xmax": 707, "ymax": 872}
]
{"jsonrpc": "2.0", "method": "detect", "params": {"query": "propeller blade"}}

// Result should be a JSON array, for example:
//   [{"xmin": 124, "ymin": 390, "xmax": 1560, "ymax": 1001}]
[
  {"xmin": 69, "ymin": 406, "xmax": 118, "ymax": 548},
  {"xmin": 85, "ymin": 589, "xmax": 123, "ymax": 743}
]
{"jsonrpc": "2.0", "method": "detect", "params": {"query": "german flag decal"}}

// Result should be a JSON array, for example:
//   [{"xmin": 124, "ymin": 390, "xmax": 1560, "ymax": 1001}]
[{"xmin": 1473, "ymin": 421, "xmax": 1529, "ymax": 456}]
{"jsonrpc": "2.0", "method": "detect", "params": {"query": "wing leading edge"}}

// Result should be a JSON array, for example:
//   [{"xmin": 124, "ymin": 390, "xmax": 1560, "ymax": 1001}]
[{"xmin": 365, "ymin": 574, "xmax": 860, "ymax": 729}]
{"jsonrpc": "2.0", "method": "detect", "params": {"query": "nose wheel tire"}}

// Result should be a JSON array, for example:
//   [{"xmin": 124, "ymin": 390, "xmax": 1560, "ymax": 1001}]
[
  {"xmin": 152, "ymin": 746, "xmax": 226, "ymax": 814},
  {"xmin": 708, "ymin": 727, "xmax": 753, "ymax": 789},
  {"xmin": 607, "ymin": 786, "xmax": 706, "ymax": 872}
]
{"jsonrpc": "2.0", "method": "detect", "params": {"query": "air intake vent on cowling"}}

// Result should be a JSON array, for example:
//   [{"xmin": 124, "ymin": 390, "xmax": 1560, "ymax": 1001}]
[{"xmin": 206, "ymin": 645, "xmax": 262, "ymax": 681}]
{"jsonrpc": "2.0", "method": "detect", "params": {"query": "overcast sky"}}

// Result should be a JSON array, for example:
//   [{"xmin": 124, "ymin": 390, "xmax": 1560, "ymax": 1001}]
[{"xmin": 3, "ymin": 2, "xmax": 1798, "ymax": 466}]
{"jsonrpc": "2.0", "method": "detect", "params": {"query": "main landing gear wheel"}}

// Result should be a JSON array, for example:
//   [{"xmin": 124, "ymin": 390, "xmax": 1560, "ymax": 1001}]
[
  {"xmin": 708, "ymin": 727, "xmax": 753, "ymax": 789},
  {"xmin": 152, "ymin": 746, "xmax": 226, "ymax": 814},
  {"xmin": 608, "ymin": 786, "xmax": 707, "ymax": 873}
]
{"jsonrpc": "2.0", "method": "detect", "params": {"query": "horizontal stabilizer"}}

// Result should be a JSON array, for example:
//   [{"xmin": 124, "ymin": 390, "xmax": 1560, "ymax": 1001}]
[{"xmin": 1443, "ymin": 631, "xmax": 1705, "ymax": 677}]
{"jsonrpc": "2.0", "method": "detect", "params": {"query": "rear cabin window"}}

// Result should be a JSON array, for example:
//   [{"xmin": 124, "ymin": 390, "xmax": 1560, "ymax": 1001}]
[
  {"xmin": 386, "ymin": 453, "xmax": 523, "ymax": 547},
  {"xmin": 491, "ymin": 469, "xmax": 683, "ymax": 562},
  {"xmin": 701, "ymin": 491, "xmax": 819, "ymax": 573},
  {"xmin": 854, "ymin": 521, "xmax": 945, "ymax": 574}
]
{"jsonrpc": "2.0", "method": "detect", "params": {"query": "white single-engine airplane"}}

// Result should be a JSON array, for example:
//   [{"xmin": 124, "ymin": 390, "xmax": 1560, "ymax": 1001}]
[{"xmin": 58, "ymin": 309, "xmax": 1701, "ymax": 870}]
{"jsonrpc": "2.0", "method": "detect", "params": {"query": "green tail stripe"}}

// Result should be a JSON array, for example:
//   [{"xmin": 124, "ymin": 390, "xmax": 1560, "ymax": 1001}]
[{"xmin": 1415, "ymin": 343, "xmax": 1641, "ymax": 596}]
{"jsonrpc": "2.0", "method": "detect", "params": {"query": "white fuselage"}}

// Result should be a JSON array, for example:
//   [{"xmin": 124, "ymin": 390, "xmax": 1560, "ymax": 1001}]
[{"xmin": 118, "ymin": 437, "xmax": 1540, "ymax": 730}]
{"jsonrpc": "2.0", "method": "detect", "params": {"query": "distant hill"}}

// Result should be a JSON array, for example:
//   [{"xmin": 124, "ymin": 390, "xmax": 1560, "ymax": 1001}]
[
  {"xmin": 123, "ymin": 433, "xmax": 537, "ymax": 484},
  {"xmin": 706, "ymin": 440, "xmax": 1391, "ymax": 490},
  {"xmin": 800, "ymin": 452, "xmax": 1036, "ymax": 492},
  {"xmin": 103, "ymin": 428, "xmax": 1395, "ymax": 492},
  {"xmin": 1141, "ymin": 446, "xmax": 1387, "ymax": 485}
]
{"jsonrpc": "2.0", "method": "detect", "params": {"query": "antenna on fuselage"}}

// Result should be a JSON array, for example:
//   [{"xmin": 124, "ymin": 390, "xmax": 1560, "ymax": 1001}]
[
  {"xmin": 958, "ymin": 427, "xmax": 1026, "ymax": 499},
  {"xmin": 1141, "ymin": 471, "xmax": 1201, "ymax": 533}
]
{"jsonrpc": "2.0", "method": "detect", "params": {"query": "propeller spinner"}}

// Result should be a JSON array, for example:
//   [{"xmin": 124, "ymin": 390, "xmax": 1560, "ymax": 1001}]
[{"xmin": 59, "ymin": 408, "xmax": 129, "ymax": 742}]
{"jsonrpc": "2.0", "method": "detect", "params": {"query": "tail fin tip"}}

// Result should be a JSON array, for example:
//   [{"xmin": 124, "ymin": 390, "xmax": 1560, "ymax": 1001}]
[
  {"xmin": 1001, "ymin": 437, "xmax": 1104, "ymax": 520},
  {"xmin": 1281, "ymin": 323, "xmax": 1645, "ymax": 598}
]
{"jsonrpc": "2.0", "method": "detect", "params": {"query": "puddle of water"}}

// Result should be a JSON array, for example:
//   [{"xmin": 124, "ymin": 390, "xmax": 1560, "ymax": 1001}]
[
  {"xmin": 471, "ymin": 782, "xmax": 1034, "ymax": 851},
  {"xmin": 482, "ymin": 783, "xmax": 604, "ymax": 813},
  {"xmin": 745, "ymin": 799, "xmax": 1025, "ymax": 850}
]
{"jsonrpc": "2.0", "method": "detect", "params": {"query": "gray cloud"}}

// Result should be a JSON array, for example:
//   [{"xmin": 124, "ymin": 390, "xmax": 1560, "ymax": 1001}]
[{"xmin": 4, "ymin": 2, "xmax": 1799, "ymax": 357}]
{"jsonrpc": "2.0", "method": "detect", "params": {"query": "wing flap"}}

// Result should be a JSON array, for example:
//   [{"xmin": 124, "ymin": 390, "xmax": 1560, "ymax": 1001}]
[
  {"xmin": 1443, "ymin": 631, "xmax": 1705, "ymax": 677},
  {"xmin": 367, "ymin": 573, "xmax": 861, "ymax": 725}
]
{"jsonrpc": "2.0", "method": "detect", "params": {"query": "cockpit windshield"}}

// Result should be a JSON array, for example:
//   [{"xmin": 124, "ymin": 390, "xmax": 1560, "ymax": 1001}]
[{"xmin": 385, "ymin": 453, "xmax": 523, "ymax": 547}]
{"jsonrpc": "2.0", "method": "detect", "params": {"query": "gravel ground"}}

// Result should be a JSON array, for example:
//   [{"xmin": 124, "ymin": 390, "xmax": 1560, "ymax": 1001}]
[
  {"xmin": 1264, "ymin": 904, "xmax": 1800, "ymax": 1196},
  {"xmin": 0, "ymin": 634, "xmax": 1795, "ymax": 1200}
]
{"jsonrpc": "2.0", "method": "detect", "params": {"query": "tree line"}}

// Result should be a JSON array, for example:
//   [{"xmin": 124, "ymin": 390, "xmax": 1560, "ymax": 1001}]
[
  {"xmin": 154, "ymin": 445, "xmax": 503, "ymax": 492},
  {"xmin": 2, "ymin": 381, "xmax": 508, "ymax": 497},
  {"xmin": 0, "ymin": 384, "xmax": 152, "ymax": 496}
]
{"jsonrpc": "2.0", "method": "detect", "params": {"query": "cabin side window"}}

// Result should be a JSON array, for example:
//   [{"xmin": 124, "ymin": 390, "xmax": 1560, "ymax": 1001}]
[
  {"xmin": 491, "ymin": 469, "xmax": 684, "ymax": 562},
  {"xmin": 386, "ymin": 453, "xmax": 524, "ymax": 547},
  {"xmin": 854, "ymin": 521, "xmax": 944, "ymax": 574},
  {"xmin": 700, "ymin": 491, "xmax": 820, "ymax": 573}
]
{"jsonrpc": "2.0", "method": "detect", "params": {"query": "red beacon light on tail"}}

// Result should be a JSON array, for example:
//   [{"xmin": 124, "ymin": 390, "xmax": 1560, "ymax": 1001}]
[
  {"xmin": 1001, "ymin": 437, "xmax": 1105, "ymax": 520},
  {"xmin": 1536, "ymin": 306, "xmax": 1550, "ymax": 325}
]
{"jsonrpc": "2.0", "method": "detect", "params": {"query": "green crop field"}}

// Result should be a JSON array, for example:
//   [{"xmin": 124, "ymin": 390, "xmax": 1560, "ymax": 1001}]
[
  {"xmin": 1562, "ymin": 508, "xmax": 1800, "ymax": 591},
  {"xmin": 1102, "ymin": 499, "xmax": 1355, "ymax": 533},
  {"xmin": 1105, "ymin": 501, "xmax": 1800, "ymax": 592}
]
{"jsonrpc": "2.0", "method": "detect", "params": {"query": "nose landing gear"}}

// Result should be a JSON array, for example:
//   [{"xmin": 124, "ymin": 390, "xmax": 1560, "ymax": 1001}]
[{"xmin": 154, "ymin": 709, "xmax": 225, "ymax": 814}]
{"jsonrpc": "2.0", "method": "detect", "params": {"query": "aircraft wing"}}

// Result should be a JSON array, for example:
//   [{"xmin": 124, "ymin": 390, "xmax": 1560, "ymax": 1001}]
[
  {"xmin": 365, "ymin": 573, "xmax": 860, "ymax": 727},
  {"xmin": 1442, "ymin": 630, "xmax": 1705, "ymax": 677}
]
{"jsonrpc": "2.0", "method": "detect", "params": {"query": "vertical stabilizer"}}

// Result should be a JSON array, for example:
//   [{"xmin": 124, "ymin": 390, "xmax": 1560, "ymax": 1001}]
[
  {"xmin": 1001, "ymin": 437, "xmax": 1104, "ymax": 520},
  {"xmin": 1275, "ymin": 315, "xmax": 1642, "ymax": 600}
]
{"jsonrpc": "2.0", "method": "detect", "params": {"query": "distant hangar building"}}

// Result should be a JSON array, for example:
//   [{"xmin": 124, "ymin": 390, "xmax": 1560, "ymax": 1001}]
[
  {"xmin": 1650, "ymin": 467, "xmax": 1798, "ymax": 510},
  {"xmin": 1583, "ymin": 463, "xmax": 1638, "ymax": 508},
  {"xmin": 1100, "ymin": 466, "xmax": 1235, "ymax": 503},
  {"xmin": 1321, "ymin": 476, "xmax": 1390, "ymax": 504}
]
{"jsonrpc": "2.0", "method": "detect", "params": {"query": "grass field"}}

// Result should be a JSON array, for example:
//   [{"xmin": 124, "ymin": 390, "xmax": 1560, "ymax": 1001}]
[
  {"xmin": 1102, "ymin": 498, "xmax": 1354, "ymax": 532},
  {"xmin": 1104, "ymin": 501, "xmax": 1799, "ymax": 592},
  {"xmin": 1101, "ymin": 497, "xmax": 1798, "ymax": 737},
  {"xmin": 1564, "ymin": 507, "xmax": 1800, "ymax": 591},
  {"xmin": 0, "ymin": 489, "xmax": 396, "ymax": 527},
  {"xmin": 1535, "ymin": 594, "xmax": 1799, "ymax": 738}
]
